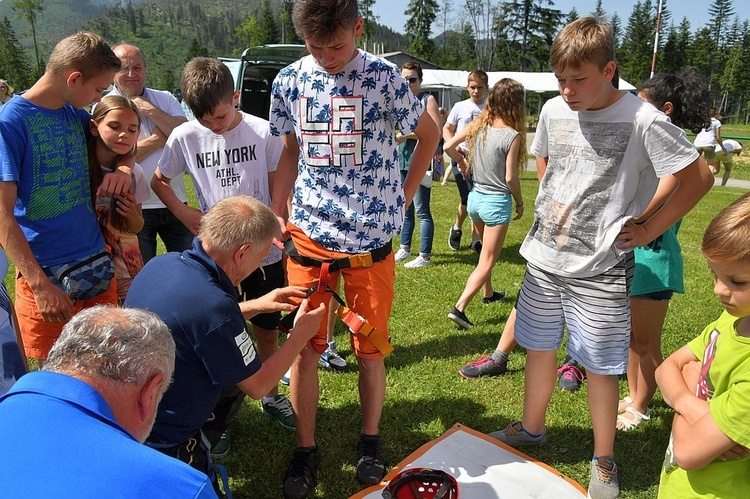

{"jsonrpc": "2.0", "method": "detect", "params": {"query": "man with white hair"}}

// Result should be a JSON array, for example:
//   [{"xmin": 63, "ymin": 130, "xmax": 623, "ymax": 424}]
[{"xmin": 0, "ymin": 305, "xmax": 217, "ymax": 498}]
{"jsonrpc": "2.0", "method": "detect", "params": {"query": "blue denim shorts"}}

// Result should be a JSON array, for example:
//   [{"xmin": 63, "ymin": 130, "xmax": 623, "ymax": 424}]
[{"xmin": 467, "ymin": 190, "xmax": 512, "ymax": 226}]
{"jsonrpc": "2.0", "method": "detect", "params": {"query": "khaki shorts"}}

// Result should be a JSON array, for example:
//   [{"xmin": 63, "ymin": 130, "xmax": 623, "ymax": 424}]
[{"xmin": 696, "ymin": 145, "xmax": 716, "ymax": 160}]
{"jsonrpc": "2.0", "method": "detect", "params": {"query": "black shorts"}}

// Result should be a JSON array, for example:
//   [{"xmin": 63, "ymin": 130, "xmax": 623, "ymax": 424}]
[
  {"xmin": 634, "ymin": 289, "xmax": 674, "ymax": 301},
  {"xmin": 238, "ymin": 260, "xmax": 285, "ymax": 330}
]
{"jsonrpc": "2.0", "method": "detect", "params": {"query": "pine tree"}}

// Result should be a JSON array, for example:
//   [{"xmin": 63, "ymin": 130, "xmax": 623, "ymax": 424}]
[
  {"xmin": 503, "ymin": 0, "xmax": 563, "ymax": 71},
  {"xmin": 704, "ymin": 0, "xmax": 735, "ymax": 99},
  {"xmin": 618, "ymin": 0, "xmax": 657, "ymax": 84},
  {"xmin": 187, "ymin": 38, "xmax": 209, "ymax": 62},
  {"xmin": 404, "ymin": 0, "xmax": 439, "ymax": 60},
  {"xmin": 0, "ymin": 16, "xmax": 32, "ymax": 89},
  {"xmin": 611, "ymin": 13, "xmax": 622, "ymax": 49},
  {"xmin": 11, "ymin": 0, "xmax": 44, "ymax": 78},
  {"xmin": 260, "ymin": 0, "xmax": 280, "ymax": 44},
  {"xmin": 591, "ymin": 0, "xmax": 606, "ymax": 20},
  {"xmin": 707, "ymin": 0, "xmax": 735, "ymax": 48},
  {"xmin": 126, "ymin": 3, "xmax": 137, "ymax": 34},
  {"xmin": 688, "ymin": 27, "xmax": 719, "ymax": 100},
  {"xmin": 565, "ymin": 8, "xmax": 579, "ymax": 25},
  {"xmin": 660, "ymin": 18, "xmax": 691, "ymax": 73}
]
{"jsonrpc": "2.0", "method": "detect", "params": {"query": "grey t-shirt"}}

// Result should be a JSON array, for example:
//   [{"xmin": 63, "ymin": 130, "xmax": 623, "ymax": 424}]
[
  {"xmin": 471, "ymin": 127, "xmax": 518, "ymax": 195},
  {"xmin": 525, "ymin": 92, "xmax": 699, "ymax": 277}
]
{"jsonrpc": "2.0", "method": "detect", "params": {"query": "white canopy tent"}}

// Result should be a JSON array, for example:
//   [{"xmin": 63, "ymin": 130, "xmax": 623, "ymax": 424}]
[{"xmin": 421, "ymin": 69, "xmax": 636, "ymax": 110}]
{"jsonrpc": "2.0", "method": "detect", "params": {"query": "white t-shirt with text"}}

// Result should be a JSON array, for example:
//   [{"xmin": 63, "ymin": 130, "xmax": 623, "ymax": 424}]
[{"xmin": 158, "ymin": 111, "xmax": 283, "ymax": 265}]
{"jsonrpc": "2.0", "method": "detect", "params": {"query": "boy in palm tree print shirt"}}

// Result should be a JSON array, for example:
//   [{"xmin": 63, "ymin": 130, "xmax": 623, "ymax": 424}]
[
  {"xmin": 269, "ymin": 1, "xmax": 440, "ymax": 493},
  {"xmin": 271, "ymin": 53, "xmax": 427, "ymax": 252}
]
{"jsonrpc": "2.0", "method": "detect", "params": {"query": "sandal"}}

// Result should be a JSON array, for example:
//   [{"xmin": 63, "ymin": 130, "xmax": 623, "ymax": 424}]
[
  {"xmin": 616, "ymin": 406, "xmax": 650, "ymax": 431},
  {"xmin": 617, "ymin": 396, "xmax": 633, "ymax": 414}
]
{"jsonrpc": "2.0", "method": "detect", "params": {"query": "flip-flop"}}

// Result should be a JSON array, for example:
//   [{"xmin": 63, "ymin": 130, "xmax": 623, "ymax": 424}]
[{"xmin": 616, "ymin": 406, "xmax": 651, "ymax": 431}]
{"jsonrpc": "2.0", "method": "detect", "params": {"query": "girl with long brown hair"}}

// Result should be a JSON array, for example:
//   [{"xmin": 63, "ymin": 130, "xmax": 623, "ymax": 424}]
[
  {"xmin": 88, "ymin": 95, "xmax": 149, "ymax": 302},
  {"xmin": 444, "ymin": 78, "xmax": 526, "ymax": 329}
]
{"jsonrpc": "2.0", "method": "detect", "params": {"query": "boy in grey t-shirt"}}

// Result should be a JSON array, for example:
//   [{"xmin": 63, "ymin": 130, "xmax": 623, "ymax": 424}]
[{"xmin": 489, "ymin": 17, "xmax": 713, "ymax": 499}]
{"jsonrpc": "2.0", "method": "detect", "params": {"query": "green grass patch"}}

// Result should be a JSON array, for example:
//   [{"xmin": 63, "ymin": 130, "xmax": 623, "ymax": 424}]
[
  {"xmin": 221, "ymin": 177, "xmax": 743, "ymax": 498},
  {"xmin": 719, "ymin": 123, "xmax": 750, "ymax": 141},
  {"xmin": 6, "ymin": 173, "xmax": 747, "ymax": 498}
]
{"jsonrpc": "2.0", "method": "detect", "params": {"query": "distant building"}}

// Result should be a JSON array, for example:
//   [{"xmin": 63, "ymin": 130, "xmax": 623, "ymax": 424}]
[{"xmin": 376, "ymin": 51, "xmax": 444, "ymax": 71}]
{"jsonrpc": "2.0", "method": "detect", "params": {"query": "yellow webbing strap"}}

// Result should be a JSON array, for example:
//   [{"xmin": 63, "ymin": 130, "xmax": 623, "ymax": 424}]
[{"xmin": 336, "ymin": 306, "xmax": 393, "ymax": 356}]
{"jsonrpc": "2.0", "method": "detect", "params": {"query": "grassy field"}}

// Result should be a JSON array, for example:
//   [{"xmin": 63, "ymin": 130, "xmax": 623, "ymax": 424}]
[
  {"xmin": 4, "ymin": 173, "xmax": 746, "ymax": 498},
  {"xmin": 219, "ymin": 176, "xmax": 743, "ymax": 498}
]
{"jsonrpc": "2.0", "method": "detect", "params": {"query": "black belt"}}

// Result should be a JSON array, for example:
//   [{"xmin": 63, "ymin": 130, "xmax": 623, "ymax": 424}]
[{"xmin": 284, "ymin": 239, "xmax": 392, "ymax": 272}]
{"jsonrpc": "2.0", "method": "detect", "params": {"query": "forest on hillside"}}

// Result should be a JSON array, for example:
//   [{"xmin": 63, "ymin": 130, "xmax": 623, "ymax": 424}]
[{"xmin": 1, "ymin": 0, "xmax": 748, "ymax": 122}]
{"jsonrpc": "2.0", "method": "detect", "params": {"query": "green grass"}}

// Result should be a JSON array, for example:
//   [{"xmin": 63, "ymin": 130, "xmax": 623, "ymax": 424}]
[
  {"xmin": 6, "ymin": 174, "xmax": 746, "ymax": 498},
  {"xmin": 719, "ymin": 123, "xmax": 750, "ymax": 141},
  {"xmin": 220, "ymin": 175, "xmax": 742, "ymax": 498}
]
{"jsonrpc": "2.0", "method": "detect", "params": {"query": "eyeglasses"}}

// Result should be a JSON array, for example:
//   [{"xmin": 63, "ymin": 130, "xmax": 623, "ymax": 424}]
[{"xmin": 406, "ymin": 77, "xmax": 419, "ymax": 83}]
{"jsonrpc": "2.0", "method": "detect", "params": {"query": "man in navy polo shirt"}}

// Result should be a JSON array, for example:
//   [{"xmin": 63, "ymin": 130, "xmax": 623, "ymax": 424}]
[
  {"xmin": 125, "ymin": 195, "xmax": 325, "ymax": 479},
  {"xmin": 0, "ymin": 305, "xmax": 217, "ymax": 498}
]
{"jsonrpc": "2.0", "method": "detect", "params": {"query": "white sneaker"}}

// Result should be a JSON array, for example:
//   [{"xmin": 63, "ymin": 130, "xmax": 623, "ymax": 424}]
[
  {"xmin": 281, "ymin": 367, "xmax": 291, "ymax": 386},
  {"xmin": 394, "ymin": 248, "xmax": 410, "ymax": 262},
  {"xmin": 404, "ymin": 256, "xmax": 431, "ymax": 268},
  {"xmin": 319, "ymin": 341, "xmax": 348, "ymax": 371}
]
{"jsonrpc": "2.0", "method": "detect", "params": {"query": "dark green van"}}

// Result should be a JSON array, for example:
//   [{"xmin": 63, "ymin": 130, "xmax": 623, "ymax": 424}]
[{"xmin": 221, "ymin": 44, "xmax": 306, "ymax": 120}]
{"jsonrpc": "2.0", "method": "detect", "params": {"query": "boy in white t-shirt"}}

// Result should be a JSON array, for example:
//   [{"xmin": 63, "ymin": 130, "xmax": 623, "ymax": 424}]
[
  {"xmin": 488, "ymin": 17, "xmax": 713, "ymax": 499},
  {"xmin": 443, "ymin": 70, "xmax": 487, "ymax": 252},
  {"xmin": 150, "ymin": 57, "xmax": 296, "ymax": 438}
]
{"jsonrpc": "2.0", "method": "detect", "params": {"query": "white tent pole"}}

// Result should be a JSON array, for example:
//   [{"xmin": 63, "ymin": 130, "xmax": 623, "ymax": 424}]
[{"xmin": 650, "ymin": 0, "xmax": 664, "ymax": 79}]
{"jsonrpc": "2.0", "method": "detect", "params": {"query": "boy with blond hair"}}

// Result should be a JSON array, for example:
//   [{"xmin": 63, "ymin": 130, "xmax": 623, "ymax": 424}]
[
  {"xmin": 443, "ymin": 69, "xmax": 488, "ymax": 253},
  {"xmin": 656, "ymin": 192, "xmax": 750, "ymax": 498},
  {"xmin": 489, "ymin": 17, "xmax": 713, "ymax": 498},
  {"xmin": 0, "ymin": 32, "xmax": 130, "ymax": 362},
  {"xmin": 270, "ymin": 0, "xmax": 440, "ymax": 496},
  {"xmin": 151, "ymin": 57, "xmax": 295, "ymax": 438}
]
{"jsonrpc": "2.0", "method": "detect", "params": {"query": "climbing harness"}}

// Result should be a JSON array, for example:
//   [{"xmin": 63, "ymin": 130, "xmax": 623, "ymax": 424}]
[{"xmin": 279, "ymin": 238, "xmax": 394, "ymax": 356}]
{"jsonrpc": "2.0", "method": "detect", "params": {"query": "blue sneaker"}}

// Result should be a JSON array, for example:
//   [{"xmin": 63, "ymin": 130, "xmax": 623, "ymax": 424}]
[
  {"xmin": 319, "ymin": 341, "xmax": 348, "ymax": 372},
  {"xmin": 281, "ymin": 367, "xmax": 291, "ymax": 386}
]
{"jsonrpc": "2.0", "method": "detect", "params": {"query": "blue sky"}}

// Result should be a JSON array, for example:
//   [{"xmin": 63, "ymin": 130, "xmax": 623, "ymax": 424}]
[{"xmin": 371, "ymin": 0, "xmax": 750, "ymax": 37}]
